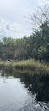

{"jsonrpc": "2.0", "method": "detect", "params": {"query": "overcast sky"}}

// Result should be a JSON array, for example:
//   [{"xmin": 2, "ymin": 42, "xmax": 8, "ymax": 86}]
[{"xmin": 0, "ymin": 0, "xmax": 49, "ymax": 39}]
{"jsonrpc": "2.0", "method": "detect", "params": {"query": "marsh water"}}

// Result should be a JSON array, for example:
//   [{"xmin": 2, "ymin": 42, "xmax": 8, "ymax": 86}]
[{"xmin": 0, "ymin": 70, "xmax": 49, "ymax": 111}]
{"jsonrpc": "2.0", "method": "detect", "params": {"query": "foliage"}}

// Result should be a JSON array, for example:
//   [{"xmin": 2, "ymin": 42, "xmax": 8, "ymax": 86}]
[{"xmin": 0, "ymin": 20, "xmax": 49, "ymax": 62}]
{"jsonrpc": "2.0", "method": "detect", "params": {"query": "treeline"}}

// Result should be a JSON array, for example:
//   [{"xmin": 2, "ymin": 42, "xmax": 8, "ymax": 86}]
[{"xmin": 0, "ymin": 21, "xmax": 49, "ymax": 62}]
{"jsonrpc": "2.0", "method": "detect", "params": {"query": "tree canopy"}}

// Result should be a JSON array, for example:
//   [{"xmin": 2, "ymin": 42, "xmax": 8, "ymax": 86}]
[{"xmin": 0, "ymin": 5, "xmax": 49, "ymax": 62}]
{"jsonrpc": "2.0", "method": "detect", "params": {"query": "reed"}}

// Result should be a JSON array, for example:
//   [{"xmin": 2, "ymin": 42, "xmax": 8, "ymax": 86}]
[{"xmin": 0, "ymin": 59, "xmax": 49, "ymax": 75}]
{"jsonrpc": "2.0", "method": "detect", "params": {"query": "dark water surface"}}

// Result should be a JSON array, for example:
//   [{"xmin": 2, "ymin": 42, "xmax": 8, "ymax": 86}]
[{"xmin": 0, "ymin": 70, "xmax": 49, "ymax": 111}]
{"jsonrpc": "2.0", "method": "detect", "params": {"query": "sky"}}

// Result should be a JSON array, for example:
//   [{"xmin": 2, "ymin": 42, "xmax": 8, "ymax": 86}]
[{"xmin": 0, "ymin": 0, "xmax": 49, "ymax": 39}]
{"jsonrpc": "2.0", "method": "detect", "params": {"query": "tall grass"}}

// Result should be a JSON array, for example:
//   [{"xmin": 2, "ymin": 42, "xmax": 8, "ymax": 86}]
[{"xmin": 0, "ymin": 59, "xmax": 49, "ymax": 75}]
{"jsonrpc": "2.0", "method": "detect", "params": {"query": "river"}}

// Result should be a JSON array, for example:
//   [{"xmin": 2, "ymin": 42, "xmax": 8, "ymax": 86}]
[{"xmin": 0, "ymin": 70, "xmax": 49, "ymax": 111}]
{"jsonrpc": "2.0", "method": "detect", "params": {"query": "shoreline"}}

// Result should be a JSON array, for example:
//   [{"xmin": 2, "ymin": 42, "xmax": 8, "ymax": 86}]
[{"xmin": 0, "ymin": 59, "xmax": 49, "ymax": 75}]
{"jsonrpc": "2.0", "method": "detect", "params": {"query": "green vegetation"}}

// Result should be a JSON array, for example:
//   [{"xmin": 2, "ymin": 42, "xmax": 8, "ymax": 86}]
[
  {"xmin": 0, "ymin": 7, "xmax": 49, "ymax": 74},
  {"xmin": 0, "ymin": 21, "xmax": 49, "ymax": 75},
  {"xmin": 0, "ymin": 59, "xmax": 49, "ymax": 75},
  {"xmin": 0, "ymin": 21, "xmax": 49, "ymax": 62}
]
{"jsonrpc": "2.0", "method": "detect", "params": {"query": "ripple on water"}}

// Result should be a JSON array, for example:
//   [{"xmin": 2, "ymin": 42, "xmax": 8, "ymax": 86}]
[{"xmin": 0, "ymin": 73, "xmax": 49, "ymax": 111}]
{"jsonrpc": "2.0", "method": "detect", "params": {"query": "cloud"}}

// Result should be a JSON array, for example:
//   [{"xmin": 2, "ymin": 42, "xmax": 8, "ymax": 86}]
[
  {"xmin": 0, "ymin": 0, "xmax": 49, "ymax": 39},
  {"xmin": 0, "ymin": 17, "xmax": 31, "ymax": 39},
  {"xmin": 6, "ymin": 24, "xmax": 10, "ymax": 30},
  {"xmin": 37, "ymin": 0, "xmax": 49, "ymax": 6}
]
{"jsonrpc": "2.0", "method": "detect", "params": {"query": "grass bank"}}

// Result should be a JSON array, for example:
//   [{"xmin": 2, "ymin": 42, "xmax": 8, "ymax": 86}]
[{"xmin": 0, "ymin": 59, "xmax": 49, "ymax": 75}]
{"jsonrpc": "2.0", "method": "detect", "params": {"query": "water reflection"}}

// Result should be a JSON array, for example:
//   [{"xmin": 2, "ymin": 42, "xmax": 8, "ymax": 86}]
[
  {"xmin": 1, "ymin": 69, "xmax": 49, "ymax": 102},
  {"xmin": 19, "ymin": 74, "xmax": 49, "ymax": 102},
  {"xmin": 0, "ymin": 69, "xmax": 49, "ymax": 111}
]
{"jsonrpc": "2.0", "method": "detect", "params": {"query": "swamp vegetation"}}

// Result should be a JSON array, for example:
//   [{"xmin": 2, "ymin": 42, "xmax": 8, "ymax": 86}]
[
  {"xmin": 0, "ymin": 59, "xmax": 49, "ymax": 75},
  {"xmin": 0, "ymin": 3, "xmax": 49, "ymax": 111}
]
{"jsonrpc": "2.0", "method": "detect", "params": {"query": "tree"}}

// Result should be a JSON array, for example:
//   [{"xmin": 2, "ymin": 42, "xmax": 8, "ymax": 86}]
[{"xmin": 29, "ymin": 4, "xmax": 49, "ymax": 32}]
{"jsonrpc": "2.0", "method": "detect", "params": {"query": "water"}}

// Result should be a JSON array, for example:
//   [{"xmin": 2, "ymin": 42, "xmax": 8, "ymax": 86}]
[{"xmin": 0, "ymin": 70, "xmax": 49, "ymax": 111}]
